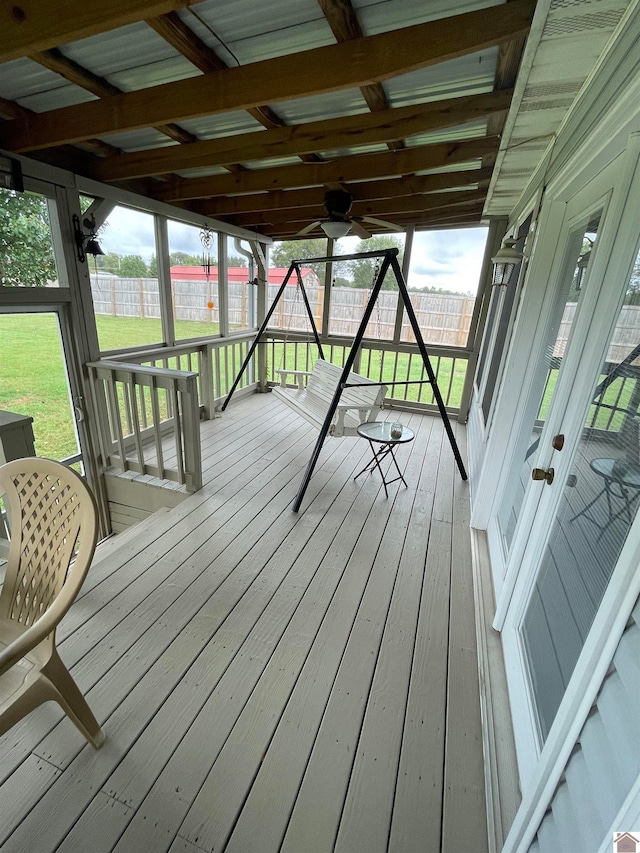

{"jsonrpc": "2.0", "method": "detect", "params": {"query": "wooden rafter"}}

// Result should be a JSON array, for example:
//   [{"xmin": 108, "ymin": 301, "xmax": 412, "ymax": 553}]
[
  {"xmin": 153, "ymin": 137, "xmax": 499, "ymax": 202},
  {"xmin": 224, "ymin": 189, "xmax": 487, "ymax": 229},
  {"xmin": 317, "ymin": 0, "xmax": 401, "ymax": 151},
  {"xmin": 30, "ymin": 48, "xmax": 196, "ymax": 146},
  {"xmin": 146, "ymin": 12, "xmax": 298, "ymax": 134},
  {"xmin": 0, "ymin": 0, "xmax": 206, "ymax": 63},
  {"xmin": 0, "ymin": 0, "xmax": 535, "ymax": 152},
  {"xmin": 192, "ymin": 168, "xmax": 493, "ymax": 217},
  {"xmin": 255, "ymin": 206, "xmax": 486, "ymax": 239},
  {"xmin": 92, "ymin": 89, "xmax": 512, "ymax": 182}
]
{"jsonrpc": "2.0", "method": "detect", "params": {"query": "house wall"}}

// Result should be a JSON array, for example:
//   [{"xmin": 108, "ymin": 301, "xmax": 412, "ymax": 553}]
[{"xmin": 469, "ymin": 5, "xmax": 640, "ymax": 850}]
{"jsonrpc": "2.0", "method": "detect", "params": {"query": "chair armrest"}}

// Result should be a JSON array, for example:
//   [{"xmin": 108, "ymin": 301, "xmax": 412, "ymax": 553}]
[{"xmin": 274, "ymin": 369, "xmax": 313, "ymax": 388}]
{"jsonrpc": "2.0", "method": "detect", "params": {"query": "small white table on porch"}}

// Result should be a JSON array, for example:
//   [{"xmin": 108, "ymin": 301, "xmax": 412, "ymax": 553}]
[{"xmin": 354, "ymin": 421, "xmax": 414, "ymax": 497}]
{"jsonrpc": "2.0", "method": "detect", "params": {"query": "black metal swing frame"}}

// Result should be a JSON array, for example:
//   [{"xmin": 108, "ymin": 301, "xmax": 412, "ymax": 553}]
[{"xmin": 222, "ymin": 248, "xmax": 467, "ymax": 511}]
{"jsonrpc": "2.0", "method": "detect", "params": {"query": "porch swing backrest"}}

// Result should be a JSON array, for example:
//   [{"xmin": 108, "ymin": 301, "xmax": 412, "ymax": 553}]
[{"xmin": 273, "ymin": 359, "xmax": 387, "ymax": 437}]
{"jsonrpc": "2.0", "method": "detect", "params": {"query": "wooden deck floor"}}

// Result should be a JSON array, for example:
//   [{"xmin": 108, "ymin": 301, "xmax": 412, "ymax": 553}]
[{"xmin": 0, "ymin": 393, "xmax": 488, "ymax": 853}]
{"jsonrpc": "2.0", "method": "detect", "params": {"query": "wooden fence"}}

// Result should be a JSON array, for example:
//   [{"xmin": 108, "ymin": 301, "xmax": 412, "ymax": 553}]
[{"xmin": 91, "ymin": 277, "xmax": 475, "ymax": 346}]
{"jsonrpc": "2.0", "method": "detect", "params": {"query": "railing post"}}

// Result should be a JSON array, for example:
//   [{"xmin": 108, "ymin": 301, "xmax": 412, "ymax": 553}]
[
  {"xmin": 202, "ymin": 343, "xmax": 215, "ymax": 419},
  {"xmin": 181, "ymin": 374, "xmax": 203, "ymax": 492}
]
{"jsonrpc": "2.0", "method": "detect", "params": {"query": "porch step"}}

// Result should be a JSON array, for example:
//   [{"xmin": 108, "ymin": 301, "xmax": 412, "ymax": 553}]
[{"xmin": 104, "ymin": 471, "xmax": 187, "ymax": 533}]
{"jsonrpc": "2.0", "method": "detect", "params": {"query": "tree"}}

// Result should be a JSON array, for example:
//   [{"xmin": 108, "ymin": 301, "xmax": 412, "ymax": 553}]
[
  {"xmin": 95, "ymin": 252, "xmax": 123, "ymax": 274},
  {"xmin": 348, "ymin": 235, "xmax": 404, "ymax": 290},
  {"xmin": 228, "ymin": 254, "xmax": 247, "ymax": 267},
  {"xmin": 119, "ymin": 254, "xmax": 148, "ymax": 277},
  {"xmin": 0, "ymin": 189, "xmax": 57, "ymax": 287},
  {"xmin": 272, "ymin": 237, "xmax": 342, "ymax": 280},
  {"xmin": 170, "ymin": 251, "xmax": 202, "ymax": 267},
  {"xmin": 148, "ymin": 253, "xmax": 158, "ymax": 277}
]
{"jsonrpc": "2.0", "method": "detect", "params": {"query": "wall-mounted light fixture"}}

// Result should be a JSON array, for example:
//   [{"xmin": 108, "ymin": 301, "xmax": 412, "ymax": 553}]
[
  {"xmin": 491, "ymin": 237, "xmax": 524, "ymax": 286},
  {"xmin": 73, "ymin": 213, "xmax": 105, "ymax": 264}
]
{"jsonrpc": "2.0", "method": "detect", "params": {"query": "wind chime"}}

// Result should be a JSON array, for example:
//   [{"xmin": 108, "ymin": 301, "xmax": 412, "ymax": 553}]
[{"xmin": 200, "ymin": 225, "xmax": 215, "ymax": 315}]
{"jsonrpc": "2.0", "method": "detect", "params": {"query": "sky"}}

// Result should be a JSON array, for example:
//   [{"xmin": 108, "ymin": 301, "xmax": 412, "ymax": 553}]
[{"xmin": 98, "ymin": 205, "xmax": 488, "ymax": 295}]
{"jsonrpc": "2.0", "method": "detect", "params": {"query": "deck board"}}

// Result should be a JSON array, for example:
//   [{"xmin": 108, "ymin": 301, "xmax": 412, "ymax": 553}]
[{"xmin": 0, "ymin": 394, "xmax": 487, "ymax": 852}]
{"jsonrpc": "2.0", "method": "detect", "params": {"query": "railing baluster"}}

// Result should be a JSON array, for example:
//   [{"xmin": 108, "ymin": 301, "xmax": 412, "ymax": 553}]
[
  {"xmin": 105, "ymin": 374, "xmax": 128, "ymax": 471},
  {"xmin": 149, "ymin": 374, "xmax": 165, "ymax": 478},
  {"xmin": 127, "ymin": 373, "xmax": 146, "ymax": 473}
]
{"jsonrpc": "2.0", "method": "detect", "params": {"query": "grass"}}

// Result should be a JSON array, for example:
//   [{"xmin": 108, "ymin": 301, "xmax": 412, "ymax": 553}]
[
  {"xmin": 2, "ymin": 313, "xmax": 470, "ymax": 462},
  {"xmin": 0, "ymin": 314, "xmax": 79, "ymax": 460}
]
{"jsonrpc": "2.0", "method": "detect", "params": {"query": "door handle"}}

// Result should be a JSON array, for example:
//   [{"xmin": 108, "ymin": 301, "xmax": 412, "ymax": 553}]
[
  {"xmin": 552, "ymin": 434, "xmax": 565, "ymax": 451},
  {"xmin": 532, "ymin": 467, "xmax": 554, "ymax": 485}
]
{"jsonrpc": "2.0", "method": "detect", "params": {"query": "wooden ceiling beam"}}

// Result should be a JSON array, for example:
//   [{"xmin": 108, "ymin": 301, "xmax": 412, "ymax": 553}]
[
  {"xmin": 0, "ymin": 0, "xmax": 206, "ymax": 63},
  {"xmin": 147, "ymin": 12, "xmax": 321, "ymax": 164},
  {"xmin": 92, "ymin": 89, "xmax": 511, "ymax": 181},
  {"xmin": 30, "ymin": 47, "xmax": 197, "ymax": 146},
  {"xmin": 154, "ymin": 137, "xmax": 499, "ymax": 201},
  {"xmin": 256, "ymin": 207, "xmax": 485, "ymax": 239},
  {"xmin": 0, "ymin": 0, "xmax": 535, "ymax": 152},
  {"xmin": 225, "ymin": 189, "xmax": 487, "ymax": 228},
  {"xmin": 193, "ymin": 168, "xmax": 492, "ymax": 216},
  {"xmin": 317, "ymin": 0, "xmax": 400, "ymax": 150}
]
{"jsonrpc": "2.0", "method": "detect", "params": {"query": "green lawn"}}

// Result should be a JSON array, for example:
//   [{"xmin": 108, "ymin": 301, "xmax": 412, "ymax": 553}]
[
  {"xmin": 2, "ymin": 312, "xmax": 468, "ymax": 462},
  {"xmin": 0, "ymin": 313, "xmax": 79, "ymax": 460}
]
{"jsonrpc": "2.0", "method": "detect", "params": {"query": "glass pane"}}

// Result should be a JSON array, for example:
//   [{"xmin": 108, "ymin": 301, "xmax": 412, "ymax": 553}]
[
  {"xmin": 91, "ymin": 205, "xmax": 162, "ymax": 351},
  {"xmin": 167, "ymin": 221, "xmax": 219, "ymax": 341},
  {"xmin": 328, "ymin": 235, "xmax": 405, "ymax": 340},
  {"xmin": 227, "ymin": 236, "xmax": 255, "ymax": 332},
  {"xmin": 0, "ymin": 188, "xmax": 59, "ymax": 287},
  {"xmin": 478, "ymin": 216, "xmax": 532, "ymax": 423},
  {"xmin": 0, "ymin": 312, "xmax": 80, "ymax": 461},
  {"xmin": 267, "ymin": 238, "xmax": 326, "ymax": 332},
  {"xmin": 522, "ymin": 243, "xmax": 640, "ymax": 741},
  {"xmin": 498, "ymin": 212, "xmax": 602, "ymax": 552},
  {"xmin": 400, "ymin": 227, "xmax": 488, "ymax": 346}
]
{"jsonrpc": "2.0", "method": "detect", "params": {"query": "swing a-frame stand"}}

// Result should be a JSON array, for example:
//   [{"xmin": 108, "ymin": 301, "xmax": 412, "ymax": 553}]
[{"xmin": 222, "ymin": 248, "xmax": 467, "ymax": 512}]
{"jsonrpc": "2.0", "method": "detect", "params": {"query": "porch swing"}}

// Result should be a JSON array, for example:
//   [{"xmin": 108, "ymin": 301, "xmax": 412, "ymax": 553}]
[
  {"xmin": 222, "ymin": 248, "xmax": 467, "ymax": 511},
  {"xmin": 270, "ymin": 261, "xmax": 388, "ymax": 438}
]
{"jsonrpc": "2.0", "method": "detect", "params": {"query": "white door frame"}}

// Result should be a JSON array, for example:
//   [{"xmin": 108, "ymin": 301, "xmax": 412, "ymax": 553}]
[{"xmin": 500, "ymin": 134, "xmax": 640, "ymax": 787}]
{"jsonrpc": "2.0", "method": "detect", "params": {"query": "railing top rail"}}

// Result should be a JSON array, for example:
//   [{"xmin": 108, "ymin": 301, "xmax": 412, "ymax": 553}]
[
  {"xmin": 87, "ymin": 359, "xmax": 198, "ymax": 380},
  {"xmin": 263, "ymin": 330, "xmax": 472, "ymax": 359},
  {"xmin": 105, "ymin": 331, "xmax": 257, "ymax": 364}
]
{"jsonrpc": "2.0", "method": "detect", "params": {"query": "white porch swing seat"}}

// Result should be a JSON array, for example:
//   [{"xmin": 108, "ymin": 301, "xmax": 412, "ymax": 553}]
[
  {"xmin": 0, "ymin": 457, "xmax": 104, "ymax": 749},
  {"xmin": 272, "ymin": 359, "xmax": 388, "ymax": 437}
]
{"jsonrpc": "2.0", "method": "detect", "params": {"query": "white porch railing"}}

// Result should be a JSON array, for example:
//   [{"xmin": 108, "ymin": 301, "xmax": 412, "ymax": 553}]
[
  {"xmin": 88, "ymin": 359, "xmax": 203, "ymax": 492},
  {"xmin": 88, "ymin": 330, "xmax": 472, "ymax": 493}
]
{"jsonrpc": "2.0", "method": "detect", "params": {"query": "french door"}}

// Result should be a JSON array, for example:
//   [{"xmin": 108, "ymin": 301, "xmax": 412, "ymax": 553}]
[{"xmin": 495, "ymin": 143, "xmax": 640, "ymax": 784}]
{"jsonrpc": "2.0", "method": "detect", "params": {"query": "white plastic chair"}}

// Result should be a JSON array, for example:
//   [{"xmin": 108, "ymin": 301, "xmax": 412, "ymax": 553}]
[{"xmin": 0, "ymin": 457, "xmax": 104, "ymax": 748}]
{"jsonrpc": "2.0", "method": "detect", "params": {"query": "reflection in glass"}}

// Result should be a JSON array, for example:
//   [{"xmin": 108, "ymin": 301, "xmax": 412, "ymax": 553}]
[
  {"xmin": 522, "ymin": 242, "xmax": 640, "ymax": 741},
  {"xmin": 498, "ymin": 214, "xmax": 601, "ymax": 552}
]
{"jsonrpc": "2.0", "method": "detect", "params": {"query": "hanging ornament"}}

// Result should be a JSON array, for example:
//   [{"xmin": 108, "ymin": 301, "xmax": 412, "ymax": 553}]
[{"xmin": 200, "ymin": 225, "xmax": 214, "ymax": 281}]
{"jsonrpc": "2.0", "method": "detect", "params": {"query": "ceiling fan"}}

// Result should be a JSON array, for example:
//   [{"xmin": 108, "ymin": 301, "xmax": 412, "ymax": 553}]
[{"xmin": 296, "ymin": 189, "xmax": 403, "ymax": 239}]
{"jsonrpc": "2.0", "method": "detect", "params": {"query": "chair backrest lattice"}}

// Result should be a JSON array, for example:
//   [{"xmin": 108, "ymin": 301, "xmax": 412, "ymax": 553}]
[{"xmin": 0, "ymin": 459, "xmax": 97, "ymax": 634}]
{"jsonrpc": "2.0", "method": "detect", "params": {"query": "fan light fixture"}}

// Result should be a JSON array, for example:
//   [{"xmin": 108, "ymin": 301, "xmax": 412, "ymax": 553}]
[
  {"xmin": 491, "ymin": 237, "xmax": 523, "ymax": 286},
  {"xmin": 321, "ymin": 220, "xmax": 352, "ymax": 239}
]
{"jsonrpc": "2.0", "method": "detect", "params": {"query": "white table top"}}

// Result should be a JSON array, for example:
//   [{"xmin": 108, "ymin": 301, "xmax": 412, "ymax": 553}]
[{"xmin": 357, "ymin": 421, "xmax": 414, "ymax": 444}]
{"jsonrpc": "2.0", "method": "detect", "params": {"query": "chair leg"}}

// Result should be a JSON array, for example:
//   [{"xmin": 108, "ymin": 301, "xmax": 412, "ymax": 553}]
[
  {"xmin": 41, "ymin": 651, "xmax": 105, "ymax": 749},
  {"xmin": 0, "ymin": 678, "xmax": 57, "ymax": 741}
]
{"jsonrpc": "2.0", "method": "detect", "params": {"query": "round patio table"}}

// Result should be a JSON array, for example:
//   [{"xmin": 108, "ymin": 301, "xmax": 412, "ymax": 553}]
[{"xmin": 354, "ymin": 421, "xmax": 414, "ymax": 497}]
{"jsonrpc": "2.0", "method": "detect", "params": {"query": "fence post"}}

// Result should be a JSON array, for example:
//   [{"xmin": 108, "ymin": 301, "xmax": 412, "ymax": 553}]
[
  {"xmin": 137, "ymin": 279, "xmax": 145, "ymax": 319},
  {"xmin": 110, "ymin": 278, "xmax": 116, "ymax": 316}
]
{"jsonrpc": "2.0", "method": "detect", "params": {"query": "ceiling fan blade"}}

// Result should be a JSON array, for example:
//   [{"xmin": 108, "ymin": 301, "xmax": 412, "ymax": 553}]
[
  {"xmin": 296, "ymin": 220, "xmax": 322, "ymax": 236},
  {"xmin": 350, "ymin": 219, "xmax": 372, "ymax": 239},
  {"xmin": 361, "ymin": 216, "xmax": 404, "ymax": 233}
]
